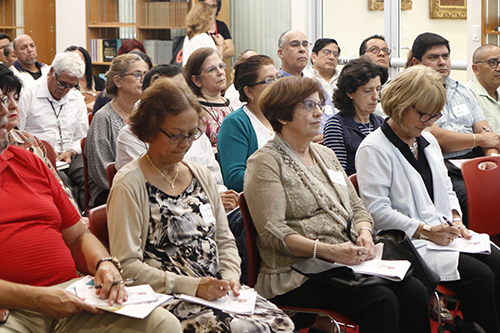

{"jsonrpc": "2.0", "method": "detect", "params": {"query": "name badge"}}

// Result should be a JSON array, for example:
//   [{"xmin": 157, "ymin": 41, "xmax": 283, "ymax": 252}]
[
  {"xmin": 327, "ymin": 169, "xmax": 347, "ymax": 186},
  {"xmin": 452, "ymin": 104, "xmax": 470, "ymax": 118},
  {"xmin": 200, "ymin": 203, "xmax": 216, "ymax": 225}
]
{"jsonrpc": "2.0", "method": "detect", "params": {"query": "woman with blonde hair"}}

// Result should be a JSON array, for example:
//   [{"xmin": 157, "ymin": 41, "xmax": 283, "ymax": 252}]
[
  {"xmin": 357, "ymin": 65, "xmax": 500, "ymax": 332},
  {"xmin": 182, "ymin": 1, "xmax": 224, "ymax": 66}
]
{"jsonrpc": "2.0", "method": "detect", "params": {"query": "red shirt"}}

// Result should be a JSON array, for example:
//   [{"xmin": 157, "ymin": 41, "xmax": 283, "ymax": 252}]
[{"xmin": 0, "ymin": 146, "xmax": 80, "ymax": 286}]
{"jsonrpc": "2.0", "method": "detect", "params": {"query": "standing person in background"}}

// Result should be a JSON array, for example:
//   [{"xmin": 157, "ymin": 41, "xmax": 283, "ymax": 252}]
[
  {"xmin": 65, "ymin": 46, "xmax": 105, "ymax": 113},
  {"xmin": 182, "ymin": 2, "xmax": 224, "ymax": 66},
  {"xmin": 185, "ymin": 47, "xmax": 232, "ymax": 150},
  {"xmin": 200, "ymin": 0, "xmax": 235, "ymax": 60}
]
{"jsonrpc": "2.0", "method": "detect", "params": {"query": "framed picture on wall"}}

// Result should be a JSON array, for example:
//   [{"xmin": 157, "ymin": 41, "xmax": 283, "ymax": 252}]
[
  {"xmin": 368, "ymin": 0, "xmax": 412, "ymax": 11},
  {"xmin": 430, "ymin": 0, "xmax": 467, "ymax": 19}
]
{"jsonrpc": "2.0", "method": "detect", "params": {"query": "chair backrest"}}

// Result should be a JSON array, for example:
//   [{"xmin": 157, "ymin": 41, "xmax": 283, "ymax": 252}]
[
  {"xmin": 349, "ymin": 173, "xmax": 359, "ymax": 195},
  {"xmin": 106, "ymin": 162, "xmax": 117, "ymax": 188},
  {"xmin": 238, "ymin": 192, "xmax": 261, "ymax": 288},
  {"xmin": 40, "ymin": 139, "xmax": 57, "ymax": 170},
  {"xmin": 88, "ymin": 113, "xmax": 93, "ymax": 126},
  {"xmin": 88, "ymin": 204, "xmax": 109, "ymax": 249},
  {"xmin": 81, "ymin": 137, "xmax": 89, "ymax": 215},
  {"xmin": 461, "ymin": 155, "xmax": 500, "ymax": 235}
]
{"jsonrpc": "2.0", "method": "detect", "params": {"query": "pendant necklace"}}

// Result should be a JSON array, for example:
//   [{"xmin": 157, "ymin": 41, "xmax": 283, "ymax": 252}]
[
  {"xmin": 409, "ymin": 139, "xmax": 418, "ymax": 156},
  {"xmin": 146, "ymin": 154, "xmax": 179, "ymax": 190}
]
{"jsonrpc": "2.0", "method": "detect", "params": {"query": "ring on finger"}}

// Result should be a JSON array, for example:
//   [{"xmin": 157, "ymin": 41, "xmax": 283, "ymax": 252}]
[{"xmin": 357, "ymin": 251, "xmax": 363, "ymax": 256}]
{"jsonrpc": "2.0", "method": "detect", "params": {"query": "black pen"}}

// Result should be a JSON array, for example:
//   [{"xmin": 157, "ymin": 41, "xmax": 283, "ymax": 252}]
[
  {"xmin": 94, "ymin": 277, "xmax": 138, "ymax": 289},
  {"xmin": 442, "ymin": 216, "xmax": 453, "ymax": 227}
]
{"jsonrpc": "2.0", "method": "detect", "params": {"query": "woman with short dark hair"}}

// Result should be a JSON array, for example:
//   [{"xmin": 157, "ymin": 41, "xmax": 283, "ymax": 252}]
[
  {"xmin": 108, "ymin": 77, "xmax": 294, "ymax": 333},
  {"xmin": 323, "ymin": 57, "xmax": 387, "ymax": 175}
]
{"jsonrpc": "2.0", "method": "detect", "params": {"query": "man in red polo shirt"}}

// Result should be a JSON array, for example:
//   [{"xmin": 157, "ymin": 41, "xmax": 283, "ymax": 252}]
[{"xmin": 0, "ymin": 65, "xmax": 181, "ymax": 332}]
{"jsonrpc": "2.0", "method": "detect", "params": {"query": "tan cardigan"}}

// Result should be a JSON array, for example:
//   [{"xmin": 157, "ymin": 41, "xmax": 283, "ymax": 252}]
[
  {"xmin": 107, "ymin": 157, "xmax": 241, "ymax": 296},
  {"xmin": 243, "ymin": 135, "xmax": 373, "ymax": 299}
]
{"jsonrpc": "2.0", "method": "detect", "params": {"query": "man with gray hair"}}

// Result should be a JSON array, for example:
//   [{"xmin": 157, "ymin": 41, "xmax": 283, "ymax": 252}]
[
  {"xmin": 10, "ymin": 34, "xmax": 50, "ymax": 85},
  {"xmin": 467, "ymin": 44, "xmax": 500, "ymax": 133},
  {"xmin": 18, "ymin": 52, "xmax": 88, "ymax": 211}
]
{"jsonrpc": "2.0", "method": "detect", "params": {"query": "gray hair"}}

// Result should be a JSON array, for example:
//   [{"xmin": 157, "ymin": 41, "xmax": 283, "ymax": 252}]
[
  {"xmin": 3, "ymin": 42, "xmax": 13, "ymax": 57},
  {"xmin": 51, "ymin": 52, "xmax": 85, "ymax": 79}
]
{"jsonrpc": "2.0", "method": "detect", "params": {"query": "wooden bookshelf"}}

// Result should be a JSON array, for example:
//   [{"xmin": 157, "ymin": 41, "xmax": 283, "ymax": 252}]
[
  {"xmin": 483, "ymin": 0, "xmax": 500, "ymax": 44},
  {"xmin": 0, "ymin": 0, "xmax": 56, "ymax": 64},
  {"xmin": 86, "ymin": 0, "xmax": 194, "ymax": 75}
]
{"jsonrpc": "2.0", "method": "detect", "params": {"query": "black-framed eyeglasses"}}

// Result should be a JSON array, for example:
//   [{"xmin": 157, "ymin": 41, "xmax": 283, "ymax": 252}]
[
  {"xmin": 321, "ymin": 49, "xmax": 339, "ymax": 57},
  {"xmin": 159, "ymin": 127, "xmax": 203, "ymax": 144},
  {"xmin": 54, "ymin": 73, "xmax": 77, "ymax": 90},
  {"xmin": 204, "ymin": 63, "xmax": 227, "ymax": 74},
  {"xmin": 301, "ymin": 100, "xmax": 325, "ymax": 112},
  {"xmin": 249, "ymin": 74, "xmax": 284, "ymax": 87},
  {"xmin": 0, "ymin": 95, "xmax": 8, "ymax": 110},
  {"xmin": 280, "ymin": 40, "xmax": 312, "ymax": 49},
  {"xmin": 123, "ymin": 71, "xmax": 146, "ymax": 80},
  {"xmin": 413, "ymin": 105, "xmax": 442, "ymax": 123},
  {"xmin": 475, "ymin": 58, "xmax": 500, "ymax": 69},
  {"xmin": 367, "ymin": 46, "xmax": 391, "ymax": 56}
]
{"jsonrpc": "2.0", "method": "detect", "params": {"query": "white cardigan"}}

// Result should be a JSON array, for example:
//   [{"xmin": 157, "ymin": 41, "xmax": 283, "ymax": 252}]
[{"xmin": 356, "ymin": 128, "xmax": 462, "ymax": 281}]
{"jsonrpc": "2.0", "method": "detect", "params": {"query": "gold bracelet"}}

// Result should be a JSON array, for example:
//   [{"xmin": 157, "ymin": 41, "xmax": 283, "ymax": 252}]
[{"xmin": 472, "ymin": 133, "xmax": 476, "ymax": 149}]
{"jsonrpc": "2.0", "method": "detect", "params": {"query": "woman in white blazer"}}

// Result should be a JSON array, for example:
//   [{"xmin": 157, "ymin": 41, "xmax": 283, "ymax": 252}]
[{"xmin": 356, "ymin": 65, "xmax": 500, "ymax": 333}]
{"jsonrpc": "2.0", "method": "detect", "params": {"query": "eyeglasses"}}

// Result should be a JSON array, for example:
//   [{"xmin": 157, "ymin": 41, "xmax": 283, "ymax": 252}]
[
  {"xmin": 367, "ymin": 46, "xmax": 391, "ymax": 56},
  {"xmin": 280, "ymin": 40, "xmax": 312, "ymax": 49},
  {"xmin": 0, "ymin": 95, "xmax": 8, "ymax": 110},
  {"xmin": 249, "ymin": 74, "xmax": 284, "ymax": 87},
  {"xmin": 123, "ymin": 71, "xmax": 146, "ymax": 81},
  {"xmin": 301, "ymin": 100, "xmax": 325, "ymax": 112},
  {"xmin": 204, "ymin": 63, "xmax": 227, "ymax": 74},
  {"xmin": 159, "ymin": 127, "xmax": 203, "ymax": 144},
  {"xmin": 413, "ymin": 105, "xmax": 442, "ymax": 123},
  {"xmin": 321, "ymin": 49, "xmax": 339, "ymax": 57},
  {"xmin": 475, "ymin": 58, "xmax": 500, "ymax": 69},
  {"xmin": 54, "ymin": 73, "xmax": 77, "ymax": 90}
]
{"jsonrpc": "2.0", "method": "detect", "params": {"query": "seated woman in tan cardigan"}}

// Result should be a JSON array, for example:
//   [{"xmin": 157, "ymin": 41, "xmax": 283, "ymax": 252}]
[
  {"xmin": 107, "ymin": 77, "xmax": 293, "ymax": 333},
  {"xmin": 243, "ymin": 76, "xmax": 431, "ymax": 333}
]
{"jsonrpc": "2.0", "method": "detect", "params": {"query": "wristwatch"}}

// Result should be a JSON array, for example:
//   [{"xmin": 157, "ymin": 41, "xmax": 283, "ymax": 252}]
[
  {"xmin": 419, "ymin": 224, "xmax": 432, "ymax": 240},
  {"xmin": 96, "ymin": 256, "xmax": 123, "ymax": 274}
]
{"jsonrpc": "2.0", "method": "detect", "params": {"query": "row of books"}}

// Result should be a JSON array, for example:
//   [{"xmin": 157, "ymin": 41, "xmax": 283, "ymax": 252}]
[
  {"xmin": 141, "ymin": 1, "xmax": 191, "ymax": 27},
  {"xmin": 89, "ymin": 39, "xmax": 122, "ymax": 62},
  {"xmin": 144, "ymin": 39, "xmax": 174, "ymax": 65}
]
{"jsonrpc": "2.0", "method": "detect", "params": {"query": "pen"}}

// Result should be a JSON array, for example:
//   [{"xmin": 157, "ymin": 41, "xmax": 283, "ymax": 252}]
[
  {"xmin": 483, "ymin": 126, "xmax": 491, "ymax": 132},
  {"xmin": 442, "ymin": 216, "xmax": 453, "ymax": 227},
  {"xmin": 94, "ymin": 277, "xmax": 138, "ymax": 289}
]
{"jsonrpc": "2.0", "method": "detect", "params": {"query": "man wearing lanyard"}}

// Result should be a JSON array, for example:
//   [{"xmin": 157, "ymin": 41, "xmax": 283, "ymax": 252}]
[{"xmin": 18, "ymin": 52, "xmax": 88, "ymax": 212}]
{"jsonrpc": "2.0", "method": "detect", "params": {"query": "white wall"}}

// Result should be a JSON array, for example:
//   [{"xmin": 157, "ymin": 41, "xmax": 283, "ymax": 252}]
[
  {"xmin": 55, "ymin": 0, "xmax": 86, "ymax": 53},
  {"xmin": 323, "ymin": 0, "xmax": 470, "ymax": 83}
]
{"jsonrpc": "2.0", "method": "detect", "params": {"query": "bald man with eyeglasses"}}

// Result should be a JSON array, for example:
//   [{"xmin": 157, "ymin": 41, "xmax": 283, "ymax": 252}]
[{"xmin": 467, "ymin": 44, "xmax": 500, "ymax": 134}]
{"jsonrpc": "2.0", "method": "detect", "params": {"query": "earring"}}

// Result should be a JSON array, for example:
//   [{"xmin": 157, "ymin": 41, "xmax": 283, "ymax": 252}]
[{"xmin": 282, "ymin": 122, "xmax": 287, "ymax": 125}]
